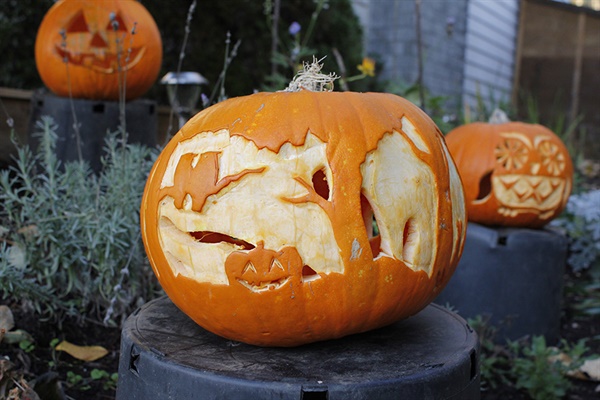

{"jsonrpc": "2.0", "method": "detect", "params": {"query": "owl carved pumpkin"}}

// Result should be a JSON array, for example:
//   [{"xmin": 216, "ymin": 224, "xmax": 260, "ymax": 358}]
[
  {"xmin": 141, "ymin": 88, "xmax": 467, "ymax": 347},
  {"xmin": 445, "ymin": 115, "xmax": 573, "ymax": 228},
  {"xmin": 35, "ymin": 0, "xmax": 162, "ymax": 101}
]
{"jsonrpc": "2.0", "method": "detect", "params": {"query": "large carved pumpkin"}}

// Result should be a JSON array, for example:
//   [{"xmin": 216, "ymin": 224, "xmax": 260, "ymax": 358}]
[
  {"xmin": 445, "ymin": 114, "xmax": 573, "ymax": 228},
  {"xmin": 35, "ymin": 0, "xmax": 162, "ymax": 101},
  {"xmin": 141, "ymin": 88, "xmax": 467, "ymax": 346}
]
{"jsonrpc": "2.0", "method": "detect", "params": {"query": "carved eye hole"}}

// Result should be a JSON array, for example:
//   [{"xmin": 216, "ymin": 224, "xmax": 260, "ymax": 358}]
[
  {"xmin": 312, "ymin": 168, "xmax": 330, "ymax": 200},
  {"xmin": 537, "ymin": 141, "xmax": 566, "ymax": 176},
  {"xmin": 495, "ymin": 138, "xmax": 529, "ymax": 171},
  {"xmin": 242, "ymin": 262, "xmax": 257, "ymax": 275},
  {"xmin": 302, "ymin": 265, "xmax": 319, "ymax": 282},
  {"xmin": 476, "ymin": 170, "xmax": 493, "ymax": 200},
  {"xmin": 269, "ymin": 259, "xmax": 284, "ymax": 273},
  {"xmin": 105, "ymin": 12, "xmax": 128, "ymax": 32},
  {"xmin": 66, "ymin": 11, "xmax": 89, "ymax": 33}
]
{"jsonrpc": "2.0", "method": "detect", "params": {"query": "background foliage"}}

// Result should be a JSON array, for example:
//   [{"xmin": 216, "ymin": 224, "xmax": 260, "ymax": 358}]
[
  {"xmin": 0, "ymin": 0, "xmax": 55, "ymax": 89},
  {"xmin": 0, "ymin": 118, "xmax": 160, "ymax": 324},
  {"xmin": 0, "ymin": 0, "xmax": 364, "ymax": 99}
]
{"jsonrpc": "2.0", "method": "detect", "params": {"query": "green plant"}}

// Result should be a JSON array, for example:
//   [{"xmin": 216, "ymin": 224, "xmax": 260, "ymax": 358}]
[
  {"xmin": 470, "ymin": 315, "xmax": 595, "ymax": 399},
  {"xmin": 262, "ymin": 0, "xmax": 364, "ymax": 92},
  {"xmin": 468, "ymin": 316, "xmax": 512, "ymax": 391},
  {"xmin": 0, "ymin": 116, "xmax": 160, "ymax": 325},
  {"xmin": 66, "ymin": 370, "xmax": 89, "ymax": 391},
  {"xmin": 18, "ymin": 338, "xmax": 35, "ymax": 353},
  {"xmin": 90, "ymin": 368, "xmax": 119, "ymax": 391},
  {"xmin": 508, "ymin": 336, "xmax": 589, "ymax": 400},
  {"xmin": 552, "ymin": 190, "xmax": 600, "ymax": 274},
  {"xmin": 382, "ymin": 81, "xmax": 457, "ymax": 134}
]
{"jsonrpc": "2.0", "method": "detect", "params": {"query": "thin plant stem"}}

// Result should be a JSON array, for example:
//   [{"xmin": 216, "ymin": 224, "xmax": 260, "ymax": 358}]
[
  {"xmin": 332, "ymin": 47, "xmax": 349, "ymax": 91},
  {"xmin": 414, "ymin": 0, "xmax": 426, "ymax": 111},
  {"xmin": 60, "ymin": 29, "xmax": 83, "ymax": 162},
  {"xmin": 165, "ymin": 0, "xmax": 197, "ymax": 141},
  {"xmin": 270, "ymin": 0, "xmax": 281, "ymax": 76},
  {"xmin": 301, "ymin": 0, "xmax": 326, "ymax": 50},
  {"xmin": 208, "ymin": 34, "xmax": 242, "ymax": 105},
  {"xmin": 0, "ymin": 97, "xmax": 14, "ymax": 131}
]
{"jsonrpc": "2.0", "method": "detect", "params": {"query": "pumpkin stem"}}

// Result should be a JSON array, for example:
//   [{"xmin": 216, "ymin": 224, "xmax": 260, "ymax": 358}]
[
  {"xmin": 284, "ymin": 56, "xmax": 339, "ymax": 92},
  {"xmin": 488, "ymin": 109, "xmax": 511, "ymax": 124}
]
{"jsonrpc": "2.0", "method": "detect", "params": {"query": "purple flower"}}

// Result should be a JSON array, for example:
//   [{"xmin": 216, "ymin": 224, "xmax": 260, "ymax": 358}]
[{"xmin": 289, "ymin": 21, "xmax": 301, "ymax": 36}]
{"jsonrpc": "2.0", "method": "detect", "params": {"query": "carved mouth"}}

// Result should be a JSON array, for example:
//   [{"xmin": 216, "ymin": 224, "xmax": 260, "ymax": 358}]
[
  {"xmin": 492, "ymin": 174, "xmax": 565, "ymax": 213},
  {"xmin": 55, "ymin": 45, "xmax": 145, "ymax": 73},
  {"xmin": 189, "ymin": 230, "xmax": 255, "ymax": 249},
  {"xmin": 236, "ymin": 277, "xmax": 290, "ymax": 293}
]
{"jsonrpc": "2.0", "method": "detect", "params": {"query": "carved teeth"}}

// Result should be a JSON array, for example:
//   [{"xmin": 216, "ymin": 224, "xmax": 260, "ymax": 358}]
[
  {"xmin": 236, "ymin": 277, "xmax": 290, "ymax": 293},
  {"xmin": 492, "ymin": 174, "xmax": 565, "ymax": 212}
]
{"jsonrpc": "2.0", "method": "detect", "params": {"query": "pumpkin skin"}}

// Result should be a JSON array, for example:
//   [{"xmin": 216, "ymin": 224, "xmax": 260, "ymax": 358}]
[
  {"xmin": 445, "ymin": 122, "xmax": 573, "ymax": 228},
  {"xmin": 141, "ymin": 90, "xmax": 467, "ymax": 346},
  {"xmin": 35, "ymin": 0, "xmax": 162, "ymax": 101}
]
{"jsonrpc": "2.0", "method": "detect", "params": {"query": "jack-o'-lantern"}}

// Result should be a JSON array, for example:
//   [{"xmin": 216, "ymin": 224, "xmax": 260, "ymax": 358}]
[
  {"xmin": 140, "ymin": 65, "xmax": 467, "ymax": 346},
  {"xmin": 445, "ymin": 110, "xmax": 573, "ymax": 228},
  {"xmin": 35, "ymin": 0, "xmax": 162, "ymax": 101}
]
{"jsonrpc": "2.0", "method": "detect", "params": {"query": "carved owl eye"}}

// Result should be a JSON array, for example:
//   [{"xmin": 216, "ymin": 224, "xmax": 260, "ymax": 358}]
[
  {"xmin": 494, "ymin": 136, "xmax": 530, "ymax": 171},
  {"xmin": 537, "ymin": 140, "xmax": 566, "ymax": 176}
]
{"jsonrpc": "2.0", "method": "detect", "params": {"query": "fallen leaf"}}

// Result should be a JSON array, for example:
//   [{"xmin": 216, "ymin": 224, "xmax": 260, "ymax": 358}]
[
  {"xmin": 549, "ymin": 350, "xmax": 600, "ymax": 381},
  {"xmin": 0, "ymin": 305, "xmax": 14, "ymax": 332},
  {"xmin": 579, "ymin": 358, "xmax": 600, "ymax": 381},
  {"xmin": 1, "ymin": 329, "xmax": 33, "ymax": 345},
  {"xmin": 55, "ymin": 340, "xmax": 108, "ymax": 362}
]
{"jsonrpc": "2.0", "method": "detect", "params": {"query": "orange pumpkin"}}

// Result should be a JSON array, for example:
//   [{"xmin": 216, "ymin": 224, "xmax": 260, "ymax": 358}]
[
  {"xmin": 35, "ymin": 0, "xmax": 162, "ymax": 101},
  {"xmin": 140, "ymin": 89, "xmax": 467, "ymax": 346},
  {"xmin": 445, "ymin": 115, "xmax": 573, "ymax": 228}
]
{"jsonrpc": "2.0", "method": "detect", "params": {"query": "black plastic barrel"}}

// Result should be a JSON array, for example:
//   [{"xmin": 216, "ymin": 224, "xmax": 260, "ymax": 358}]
[
  {"xmin": 28, "ymin": 91, "xmax": 157, "ymax": 172},
  {"xmin": 116, "ymin": 296, "xmax": 480, "ymax": 400},
  {"xmin": 436, "ymin": 222, "xmax": 567, "ymax": 343}
]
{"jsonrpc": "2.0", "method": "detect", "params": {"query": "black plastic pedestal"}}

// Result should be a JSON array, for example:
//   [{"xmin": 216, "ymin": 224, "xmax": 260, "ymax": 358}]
[
  {"xmin": 436, "ymin": 222, "xmax": 567, "ymax": 343},
  {"xmin": 116, "ymin": 296, "xmax": 480, "ymax": 400},
  {"xmin": 28, "ymin": 90, "xmax": 157, "ymax": 172}
]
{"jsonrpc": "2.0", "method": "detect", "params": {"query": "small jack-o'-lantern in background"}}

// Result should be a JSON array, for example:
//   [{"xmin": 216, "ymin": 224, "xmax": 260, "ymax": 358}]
[
  {"xmin": 140, "ymin": 64, "xmax": 467, "ymax": 346},
  {"xmin": 35, "ymin": 0, "xmax": 162, "ymax": 101},
  {"xmin": 445, "ymin": 110, "xmax": 573, "ymax": 228}
]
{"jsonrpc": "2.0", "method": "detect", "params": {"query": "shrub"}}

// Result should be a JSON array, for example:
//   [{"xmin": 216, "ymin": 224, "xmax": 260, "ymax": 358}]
[
  {"xmin": 0, "ymin": 117, "xmax": 160, "ymax": 325},
  {"xmin": 552, "ymin": 190, "xmax": 600, "ymax": 274}
]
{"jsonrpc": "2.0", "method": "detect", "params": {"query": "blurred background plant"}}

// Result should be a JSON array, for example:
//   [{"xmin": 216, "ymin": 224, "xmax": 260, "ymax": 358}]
[
  {"xmin": 0, "ymin": 117, "xmax": 160, "ymax": 326},
  {"xmin": 469, "ymin": 315, "xmax": 597, "ymax": 400},
  {"xmin": 0, "ymin": 0, "xmax": 365, "ymax": 101},
  {"xmin": 552, "ymin": 189, "xmax": 600, "ymax": 324}
]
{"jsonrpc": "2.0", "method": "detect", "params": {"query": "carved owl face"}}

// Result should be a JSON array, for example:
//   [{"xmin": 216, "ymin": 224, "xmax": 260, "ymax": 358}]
[
  {"xmin": 141, "ymin": 90, "xmax": 467, "ymax": 346},
  {"xmin": 445, "ymin": 122, "xmax": 573, "ymax": 228},
  {"xmin": 35, "ymin": 0, "xmax": 162, "ymax": 100}
]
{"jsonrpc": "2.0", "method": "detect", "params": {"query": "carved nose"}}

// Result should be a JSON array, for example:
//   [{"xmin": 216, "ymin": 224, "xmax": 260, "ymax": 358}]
[
  {"xmin": 530, "ymin": 163, "xmax": 541, "ymax": 174},
  {"xmin": 90, "ymin": 32, "xmax": 108, "ymax": 48}
]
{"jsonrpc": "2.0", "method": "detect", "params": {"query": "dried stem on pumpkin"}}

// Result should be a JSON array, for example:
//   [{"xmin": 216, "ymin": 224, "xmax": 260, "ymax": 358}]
[{"xmin": 284, "ymin": 57, "xmax": 338, "ymax": 92}]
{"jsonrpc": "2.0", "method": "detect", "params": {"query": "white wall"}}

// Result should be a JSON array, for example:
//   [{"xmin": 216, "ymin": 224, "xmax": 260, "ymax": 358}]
[{"xmin": 462, "ymin": 0, "xmax": 520, "ymax": 115}]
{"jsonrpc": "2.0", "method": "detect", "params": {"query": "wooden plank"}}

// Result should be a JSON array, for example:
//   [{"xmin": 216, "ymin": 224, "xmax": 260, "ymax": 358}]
[
  {"xmin": 0, "ymin": 87, "xmax": 33, "ymax": 100},
  {"xmin": 569, "ymin": 12, "xmax": 586, "ymax": 125}
]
